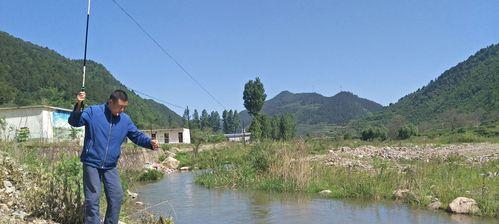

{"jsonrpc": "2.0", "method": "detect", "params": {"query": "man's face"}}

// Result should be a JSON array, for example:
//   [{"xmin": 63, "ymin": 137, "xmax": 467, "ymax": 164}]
[{"xmin": 108, "ymin": 99, "xmax": 128, "ymax": 116}]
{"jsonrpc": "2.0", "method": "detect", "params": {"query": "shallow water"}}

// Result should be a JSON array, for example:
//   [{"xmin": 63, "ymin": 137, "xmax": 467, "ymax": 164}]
[{"xmin": 133, "ymin": 171, "xmax": 496, "ymax": 224}]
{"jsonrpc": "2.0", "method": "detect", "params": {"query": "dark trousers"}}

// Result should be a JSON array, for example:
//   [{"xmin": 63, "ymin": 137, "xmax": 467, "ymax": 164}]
[{"xmin": 83, "ymin": 164, "xmax": 124, "ymax": 224}]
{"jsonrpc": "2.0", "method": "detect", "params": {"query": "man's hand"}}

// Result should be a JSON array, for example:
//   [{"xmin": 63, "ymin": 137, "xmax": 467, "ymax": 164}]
[
  {"xmin": 151, "ymin": 139, "xmax": 159, "ymax": 150},
  {"xmin": 77, "ymin": 91, "xmax": 86, "ymax": 104}
]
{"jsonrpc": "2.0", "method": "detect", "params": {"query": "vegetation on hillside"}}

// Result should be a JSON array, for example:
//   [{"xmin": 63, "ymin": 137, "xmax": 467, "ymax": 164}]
[{"xmin": 0, "ymin": 31, "xmax": 182, "ymax": 129}]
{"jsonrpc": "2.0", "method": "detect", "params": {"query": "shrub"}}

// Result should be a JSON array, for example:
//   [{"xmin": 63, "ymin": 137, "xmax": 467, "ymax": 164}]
[
  {"xmin": 397, "ymin": 124, "xmax": 418, "ymax": 140},
  {"xmin": 138, "ymin": 169, "xmax": 164, "ymax": 181},
  {"xmin": 360, "ymin": 126, "xmax": 388, "ymax": 141}
]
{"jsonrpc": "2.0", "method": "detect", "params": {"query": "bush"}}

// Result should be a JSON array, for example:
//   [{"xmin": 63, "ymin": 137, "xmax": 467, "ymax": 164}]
[
  {"xmin": 360, "ymin": 126, "xmax": 388, "ymax": 141},
  {"xmin": 397, "ymin": 124, "xmax": 418, "ymax": 140},
  {"xmin": 247, "ymin": 143, "xmax": 274, "ymax": 172},
  {"xmin": 16, "ymin": 127, "xmax": 30, "ymax": 142},
  {"xmin": 138, "ymin": 169, "xmax": 164, "ymax": 181},
  {"xmin": 175, "ymin": 152, "xmax": 192, "ymax": 168},
  {"xmin": 24, "ymin": 156, "xmax": 84, "ymax": 223}
]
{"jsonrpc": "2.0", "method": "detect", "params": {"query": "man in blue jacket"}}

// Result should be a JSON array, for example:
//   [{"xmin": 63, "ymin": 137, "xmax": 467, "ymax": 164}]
[{"xmin": 69, "ymin": 90, "xmax": 159, "ymax": 224}]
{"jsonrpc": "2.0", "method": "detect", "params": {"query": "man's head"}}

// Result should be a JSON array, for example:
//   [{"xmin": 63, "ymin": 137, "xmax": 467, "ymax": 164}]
[{"xmin": 107, "ymin": 90, "xmax": 128, "ymax": 116}]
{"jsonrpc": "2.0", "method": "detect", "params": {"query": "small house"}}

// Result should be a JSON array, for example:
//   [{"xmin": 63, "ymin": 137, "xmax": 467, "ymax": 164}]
[{"xmin": 140, "ymin": 128, "xmax": 191, "ymax": 144}]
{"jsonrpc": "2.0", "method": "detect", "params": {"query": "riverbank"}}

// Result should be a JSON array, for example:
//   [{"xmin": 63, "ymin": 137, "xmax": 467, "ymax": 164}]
[
  {"xmin": 0, "ymin": 141, "xmax": 173, "ymax": 224},
  {"xmin": 188, "ymin": 141, "xmax": 498, "ymax": 218}
]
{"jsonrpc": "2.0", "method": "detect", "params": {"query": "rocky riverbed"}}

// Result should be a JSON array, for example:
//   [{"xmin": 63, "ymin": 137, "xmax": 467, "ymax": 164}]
[{"xmin": 309, "ymin": 143, "xmax": 499, "ymax": 171}]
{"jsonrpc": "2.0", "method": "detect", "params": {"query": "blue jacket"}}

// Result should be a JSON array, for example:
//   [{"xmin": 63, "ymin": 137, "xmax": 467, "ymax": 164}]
[{"xmin": 68, "ymin": 103, "xmax": 152, "ymax": 169}]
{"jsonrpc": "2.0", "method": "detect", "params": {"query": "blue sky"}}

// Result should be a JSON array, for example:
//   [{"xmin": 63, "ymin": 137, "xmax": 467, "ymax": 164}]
[{"xmin": 1, "ymin": 0, "xmax": 498, "ymax": 114}]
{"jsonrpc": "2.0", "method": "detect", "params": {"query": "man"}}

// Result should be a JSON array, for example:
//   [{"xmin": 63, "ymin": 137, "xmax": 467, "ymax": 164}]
[{"xmin": 68, "ymin": 90, "xmax": 159, "ymax": 224}]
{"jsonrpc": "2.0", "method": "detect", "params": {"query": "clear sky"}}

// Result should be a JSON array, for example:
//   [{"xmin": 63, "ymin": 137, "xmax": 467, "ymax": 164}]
[{"xmin": 1, "ymin": 0, "xmax": 498, "ymax": 114}]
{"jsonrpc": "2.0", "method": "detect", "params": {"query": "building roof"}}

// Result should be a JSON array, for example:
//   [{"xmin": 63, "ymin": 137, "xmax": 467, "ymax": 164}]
[
  {"xmin": 0, "ymin": 105, "xmax": 72, "ymax": 112},
  {"xmin": 224, "ymin": 133, "xmax": 251, "ymax": 138},
  {"xmin": 140, "ymin": 128, "xmax": 190, "ymax": 132}
]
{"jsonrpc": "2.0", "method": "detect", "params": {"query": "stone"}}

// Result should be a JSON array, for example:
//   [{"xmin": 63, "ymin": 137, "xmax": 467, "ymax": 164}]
[
  {"xmin": 135, "ymin": 201, "xmax": 144, "ymax": 206},
  {"xmin": 180, "ymin": 166, "xmax": 190, "ymax": 171},
  {"xmin": 393, "ymin": 189, "xmax": 410, "ymax": 200},
  {"xmin": 448, "ymin": 197, "xmax": 480, "ymax": 214},
  {"xmin": 428, "ymin": 201, "xmax": 441, "ymax": 210},
  {"xmin": 12, "ymin": 210, "xmax": 28, "ymax": 220},
  {"xmin": 162, "ymin": 156, "xmax": 180, "ymax": 169},
  {"xmin": 3, "ymin": 180, "xmax": 15, "ymax": 194},
  {"xmin": 127, "ymin": 190, "xmax": 138, "ymax": 199},
  {"xmin": 0, "ymin": 203, "xmax": 8, "ymax": 212},
  {"xmin": 319, "ymin": 189, "xmax": 332, "ymax": 196}
]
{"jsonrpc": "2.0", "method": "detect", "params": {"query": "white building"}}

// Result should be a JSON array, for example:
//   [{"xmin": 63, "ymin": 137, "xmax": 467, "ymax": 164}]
[
  {"xmin": 0, "ymin": 105, "xmax": 84, "ymax": 142},
  {"xmin": 224, "ymin": 132, "xmax": 251, "ymax": 142},
  {"xmin": 140, "ymin": 128, "xmax": 191, "ymax": 144}
]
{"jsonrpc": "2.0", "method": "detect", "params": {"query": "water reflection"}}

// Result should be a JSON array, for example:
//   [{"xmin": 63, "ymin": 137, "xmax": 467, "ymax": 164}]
[{"xmin": 132, "ymin": 172, "xmax": 496, "ymax": 224}]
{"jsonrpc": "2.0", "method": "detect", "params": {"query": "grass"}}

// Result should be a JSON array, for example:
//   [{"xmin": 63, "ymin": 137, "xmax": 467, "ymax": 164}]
[
  {"xmin": 0, "ymin": 141, "xmax": 173, "ymax": 224},
  {"xmin": 193, "ymin": 140, "xmax": 499, "ymax": 217},
  {"xmin": 138, "ymin": 169, "xmax": 164, "ymax": 181}
]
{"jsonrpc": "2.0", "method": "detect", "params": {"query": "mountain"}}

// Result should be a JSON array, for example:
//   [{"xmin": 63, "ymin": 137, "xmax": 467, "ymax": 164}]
[
  {"xmin": 240, "ymin": 90, "xmax": 383, "ymax": 135},
  {"xmin": 349, "ymin": 44, "xmax": 499, "ymax": 132},
  {"xmin": 0, "ymin": 31, "xmax": 182, "ymax": 129}
]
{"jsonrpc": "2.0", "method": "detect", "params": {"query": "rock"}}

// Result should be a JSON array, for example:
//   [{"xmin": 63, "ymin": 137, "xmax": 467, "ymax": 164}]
[
  {"xmin": 162, "ymin": 156, "xmax": 180, "ymax": 169},
  {"xmin": 12, "ymin": 210, "xmax": 28, "ymax": 219},
  {"xmin": 3, "ymin": 180, "xmax": 15, "ymax": 194},
  {"xmin": 118, "ymin": 221, "xmax": 127, "ymax": 224},
  {"xmin": 448, "ymin": 197, "xmax": 480, "ymax": 214},
  {"xmin": 0, "ymin": 203, "xmax": 8, "ymax": 212},
  {"xmin": 127, "ymin": 190, "xmax": 138, "ymax": 199},
  {"xmin": 319, "ymin": 189, "xmax": 332, "ymax": 196},
  {"xmin": 393, "ymin": 189, "xmax": 410, "ymax": 200},
  {"xmin": 135, "ymin": 201, "xmax": 144, "ymax": 206},
  {"xmin": 428, "ymin": 201, "xmax": 442, "ymax": 210},
  {"xmin": 180, "ymin": 166, "xmax": 190, "ymax": 171}
]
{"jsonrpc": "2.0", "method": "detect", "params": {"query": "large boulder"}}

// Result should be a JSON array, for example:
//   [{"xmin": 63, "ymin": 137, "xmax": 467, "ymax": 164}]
[
  {"xmin": 319, "ymin": 189, "xmax": 332, "ymax": 196},
  {"xmin": 162, "ymin": 157, "xmax": 180, "ymax": 169},
  {"xmin": 428, "ymin": 201, "xmax": 442, "ymax": 210},
  {"xmin": 393, "ymin": 188, "xmax": 411, "ymax": 200},
  {"xmin": 448, "ymin": 197, "xmax": 480, "ymax": 214}
]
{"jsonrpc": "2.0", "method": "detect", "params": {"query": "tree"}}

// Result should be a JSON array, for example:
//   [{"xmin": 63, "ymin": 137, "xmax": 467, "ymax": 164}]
[
  {"xmin": 222, "ymin": 110, "xmax": 229, "ymax": 133},
  {"xmin": 192, "ymin": 109, "xmax": 200, "ymax": 129},
  {"xmin": 0, "ymin": 81, "xmax": 16, "ymax": 105},
  {"xmin": 243, "ymin": 77, "xmax": 267, "ymax": 117},
  {"xmin": 227, "ymin": 110, "xmax": 234, "ymax": 133},
  {"xmin": 209, "ymin": 111, "xmax": 221, "ymax": 132},
  {"xmin": 270, "ymin": 116, "xmax": 280, "ymax": 140},
  {"xmin": 360, "ymin": 125, "xmax": 388, "ymax": 141},
  {"xmin": 387, "ymin": 115, "xmax": 408, "ymax": 139},
  {"xmin": 182, "ymin": 106, "xmax": 190, "ymax": 129},
  {"xmin": 258, "ymin": 114, "xmax": 271, "ymax": 139},
  {"xmin": 232, "ymin": 110, "xmax": 240, "ymax": 133},
  {"xmin": 279, "ymin": 113, "xmax": 296, "ymax": 140},
  {"xmin": 397, "ymin": 124, "xmax": 418, "ymax": 140},
  {"xmin": 200, "ymin": 109, "xmax": 210, "ymax": 130},
  {"xmin": 249, "ymin": 116, "xmax": 262, "ymax": 141}
]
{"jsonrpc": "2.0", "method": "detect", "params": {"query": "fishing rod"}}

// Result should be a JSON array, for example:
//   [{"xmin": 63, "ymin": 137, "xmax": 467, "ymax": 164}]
[{"xmin": 80, "ymin": 0, "xmax": 91, "ymax": 110}]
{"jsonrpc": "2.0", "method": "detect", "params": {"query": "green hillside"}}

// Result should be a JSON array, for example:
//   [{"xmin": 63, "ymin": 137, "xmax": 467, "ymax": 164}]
[
  {"xmin": 350, "ymin": 44, "xmax": 499, "ymax": 132},
  {"xmin": 0, "ymin": 31, "xmax": 182, "ymax": 128},
  {"xmin": 240, "ymin": 90, "xmax": 383, "ymax": 135}
]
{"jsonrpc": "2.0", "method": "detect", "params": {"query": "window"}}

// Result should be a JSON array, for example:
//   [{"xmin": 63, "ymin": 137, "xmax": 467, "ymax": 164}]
[
  {"xmin": 164, "ymin": 133, "xmax": 169, "ymax": 144},
  {"xmin": 178, "ymin": 132, "xmax": 183, "ymax": 143}
]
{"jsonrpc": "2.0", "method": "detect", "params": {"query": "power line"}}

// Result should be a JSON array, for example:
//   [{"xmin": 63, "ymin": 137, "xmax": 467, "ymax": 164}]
[
  {"xmin": 110, "ymin": 0, "xmax": 226, "ymax": 109},
  {"xmin": 131, "ymin": 89, "xmax": 186, "ymax": 110}
]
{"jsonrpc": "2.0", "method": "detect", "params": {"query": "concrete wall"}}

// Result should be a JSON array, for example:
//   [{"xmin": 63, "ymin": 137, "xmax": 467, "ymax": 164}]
[
  {"xmin": 141, "ymin": 128, "xmax": 191, "ymax": 144},
  {"xmin": 0, "ymin": 106, "xmax": 84, "ymax": 142},
  {"xmin": 0, "ymin": 107, "xmax": 45, "ymax": 140}
]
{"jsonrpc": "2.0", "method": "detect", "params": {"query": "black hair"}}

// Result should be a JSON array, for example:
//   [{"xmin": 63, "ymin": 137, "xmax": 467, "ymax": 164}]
[{"xmin": 109, "ymin": 90, "xmax": 128, "ymax": 101}]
